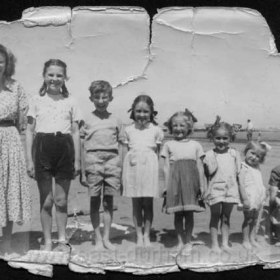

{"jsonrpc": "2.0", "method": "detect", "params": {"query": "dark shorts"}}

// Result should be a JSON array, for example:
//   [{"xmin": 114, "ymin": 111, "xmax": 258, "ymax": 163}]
[{"xmin": 33, "ymin": 132, "xmax": 74, "ymax": 181}]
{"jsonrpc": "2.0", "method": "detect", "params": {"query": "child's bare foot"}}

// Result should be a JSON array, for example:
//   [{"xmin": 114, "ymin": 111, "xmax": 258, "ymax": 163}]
[
  {"xmin": 41, "ymin": 242, "xmax": 52, "ymax": 251},
  {"xmin": 143, "ymin": 235, "xmax": 151, "ymax": 247},
  {"xmin": 181, "ymin": 243, "xmax": 192, "ymax": 255},
  {"xmin": 242, "ymin": 241, "xmax": 252, "ymax": 250},
  {"xmin": 136, "ymin": 234, "xmax": 144, "ymax": 247},
  {"xmin": 176, "ymin": 241, "xmax": 184, "ymax": 251},
  {"xmin": 103, "ymin": 239, "xmax": 116, "ymax": 251},
  {"xmin": 221, "ymin": 244, "xmax": 232, "ymax": 253},
  {"xmin": 251, "ymin": 240, "xmax": 261, "ymax": 249},
  {"xmin": 94, "ymin": 240, "xmax": 105, "ymax": 251},
  {"xmin": 211, "ymin": 245, "xmax": 221, "ymax": 254}
]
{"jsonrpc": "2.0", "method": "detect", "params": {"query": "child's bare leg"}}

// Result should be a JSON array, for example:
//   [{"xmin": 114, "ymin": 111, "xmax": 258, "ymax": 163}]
[
  {"xmin": 38, "ymin": 178, "xmax": 54, "ymax": 251},
  {"xmin": 250, "ymin": 211, "xmax": 261, "ymax": 248},
  {"xmin": 242, "ymin": 211, "xmax": 252, "ymax": 250},
  {"xmin": 54, "ymin": 178, "xmax": 70, "ymax": 243},
  {"xmin": 221, "ymin": 202, "xmax": 234, "ymax": 251},
  {"xmin": 210, "ymin": 203, "xmax": 221, "ymax": 252},
  {"xmin": 184, "ymin": 211, "xmax": 194, "ymax": 245},
  {"xmin": 143, "ymin": 197, "xmax": 153, "ymax": 247},
  {"xmin": 103, "ymin": 195, "xmax": 115, "ymax": 250},
  {"xmin": 0, "ymin": 221, "xmax": 13, "ymax": 254},
  {"xmin": 174, "ymin": 212, "xmax": 184, "ymax": 249},
  {"xmin": 132, "ymin": 198, "xmax": 144, "ymax": 246},
  {"xmin": 90, "ymin": 195, "xmax": 104, "ymax": 249}
]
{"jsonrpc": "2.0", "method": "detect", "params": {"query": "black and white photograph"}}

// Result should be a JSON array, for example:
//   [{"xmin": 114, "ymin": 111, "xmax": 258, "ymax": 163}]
[{"xmin": 1, "ymin": 0, "xmax": 280, "ymax": 278}]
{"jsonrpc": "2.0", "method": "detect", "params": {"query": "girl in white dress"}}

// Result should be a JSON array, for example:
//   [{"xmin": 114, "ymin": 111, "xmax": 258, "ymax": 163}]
[
  {"xmin": 122, "ymin": 95, "xmax": 163, "ymax": 247},
  {"xmin": 239, "ymin": 141, "xmax": 268, "ymax": 250}
]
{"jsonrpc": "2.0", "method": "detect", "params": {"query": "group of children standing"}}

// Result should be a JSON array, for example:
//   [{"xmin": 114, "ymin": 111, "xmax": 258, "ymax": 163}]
[{"xmin": 24, "ymin": 58, "xmax": 280, "ymax": 254}]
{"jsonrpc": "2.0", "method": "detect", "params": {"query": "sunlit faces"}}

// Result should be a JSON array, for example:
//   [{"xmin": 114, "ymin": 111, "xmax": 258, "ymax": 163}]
[
  {"xmin": 44, "ymin": 65, "xmax": 66, "ymax": 94},
  {"xmin": 133, "ymin": 101, "xmax": 152, "ymax": 127},
  {"xmin": 0, "ymin": 53, "xmax": 6, "ymax": 78},
  {"xmin": 90, "ymin": 92, "xmax": 113, "ymax": 112},
  {"xmin": 245, "ymin": 148, "xmax": 264, "ymax": 168},
  {"xmin": 171, "ymin": 116, "xmax": 191, "ymax": 140},
  {"xmin": 213, "ymin": 128, "xmax": 230, "ymax": 152}
]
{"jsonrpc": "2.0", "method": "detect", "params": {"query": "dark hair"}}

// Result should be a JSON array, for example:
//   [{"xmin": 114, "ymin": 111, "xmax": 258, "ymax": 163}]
[
  {"xmin": 0, "ymin": 44, "xmax": 16, "ymax": 81},
  {"xmin": 89, "ymin": 80, "xmax": 112, "ymax": 97},
  {"xmin": 212, "ymin": 122, "xmax": 233, "ymax": 138},
  {"xmin": 244, "ymin": 141, "xmax": 267, "ymax": 164},
  {"xmin": 39, "ymin": 59, "xmax": 69, "ymax": 97},
  {"xmin": 128, "ymin": 94, "xmax": 158, "ymax": 125},
  {"xmin": 166, "ymin": 111, "xmax": 193, "ymax": 135}
]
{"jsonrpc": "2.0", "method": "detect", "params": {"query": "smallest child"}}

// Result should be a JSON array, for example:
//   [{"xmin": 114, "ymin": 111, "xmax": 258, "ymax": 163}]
[
  {"xmin": 80, "ymin": 80, "xmax": 122, "ymax": 250},
  {"xmin": 239, "ymin": 141, "xmax": 268, "ymax": 250}
]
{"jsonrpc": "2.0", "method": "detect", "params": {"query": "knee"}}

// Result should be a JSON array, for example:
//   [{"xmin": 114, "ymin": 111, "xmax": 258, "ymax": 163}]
[
  {"xmin": 221, "ymin": 214, "xmax": 230, "ymax": 225},
  {"xmin": 41, "ymin": 196, "xmax": 53, "ymax": 211},
  {"xmin": 54, "ymin": 195, "xmax": 67, "ymax": 209},
  {"xmin": 103, "ymin": 196, "xmax": 113, "ymax": 211}
]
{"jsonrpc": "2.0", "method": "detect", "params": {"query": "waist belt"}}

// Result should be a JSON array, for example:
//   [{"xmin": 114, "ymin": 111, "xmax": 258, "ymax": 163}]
[
  {"xmin": 36, "ymin": 132, "xmax": 70, "ymax": 137},
  {"xmin": 0, "ymin": 120, "xmax": 15, "ymax": 127}
]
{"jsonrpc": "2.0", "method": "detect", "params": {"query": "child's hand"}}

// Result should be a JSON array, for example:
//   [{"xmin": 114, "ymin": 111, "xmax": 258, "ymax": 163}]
[
  {"xmin": 74, "ymin": 160, "xmax": 81, "ymax": 177},
  {"xmin": 242, "ymin": 199, "xmax": 251, "ymax": 210},
  {"xmin": 162, "ymin": 196, "xmax": 167, "ymax": 213},
  {"xmin": 79, "ymin": 171, "xmax": 88, "ymax": 187},
  {"xmin": 27, "ymin": 161, "xmax": 35, "ymax": 179}
]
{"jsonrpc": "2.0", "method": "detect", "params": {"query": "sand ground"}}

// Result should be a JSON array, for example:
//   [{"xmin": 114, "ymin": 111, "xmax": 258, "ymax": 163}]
[{"xmin": 3, "ymin": 137, "xmax": 280, "ymax": 273}]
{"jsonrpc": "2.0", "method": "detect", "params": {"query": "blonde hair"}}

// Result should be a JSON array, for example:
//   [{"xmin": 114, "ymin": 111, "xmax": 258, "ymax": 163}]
[{"xmin": 166, "ymin": 111, "xmax": 194, "ymax": 135}]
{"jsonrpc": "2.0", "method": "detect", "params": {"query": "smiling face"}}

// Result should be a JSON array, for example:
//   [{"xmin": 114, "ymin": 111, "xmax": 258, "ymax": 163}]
[
  {"xmin": 90, "ymin": 91, "xmax": 112, "ymax": 112},
  {"xmin": 133, "ymin": 101, "xmax": 152, "ymax": 127},
  {"xmin": 213, "ymin": 128, "xmax": 230, "ymax": 152},
  {"xmin": 0, "ymin": 52, "xmax": 6, "ymax": 79},
  {"xmin": 44, "ymin": 65, "xmax": 66, "ymax": 94},
  {"xmin": 171, "ymin": 116, "xmax": 191, "ymax": 140},
  {"xmin": 245, "ymin": 147, "xmax": 264, "ymax": 168}
]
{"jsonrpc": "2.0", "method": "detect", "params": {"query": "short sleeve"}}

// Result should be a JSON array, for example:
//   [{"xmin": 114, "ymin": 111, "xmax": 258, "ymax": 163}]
[
  {"xmin": 235, "ymin": 150, "xmax": 242, "ymax": 174},
  {"xmin": 155, "ymin": 126, "xmax": 164, "ymax": 144},
  {"xmin": 203, "ymin": 150, "xmax": 218, "ymax": 176},
  {"xmin": 116, "ymin": 118, "xmax": 125, "ymax": 143},
  {"xmin": 269, "ymin": 166, "xmax": 280, "ymax": 188},
  {"xmin": 122, "ymin": 126, "xmax": 130, "ymax": 145},
  {"xmin": 160, "ymin": 142, "xmax": 169, "ymax": 158},
  {"xmin": 196, "ymin": 141, "xmax": 204, "ymax": 159},
  {"xmin": 71, "ymin": 98, "xmax": 82, "ymax": 123},
  {"xmin": 17, "ymin": 83, "xmax": 28, "ymax": 112},
  {"xmin": 27, "ymin": 96, "xmax": 37, "ymax": 118}
]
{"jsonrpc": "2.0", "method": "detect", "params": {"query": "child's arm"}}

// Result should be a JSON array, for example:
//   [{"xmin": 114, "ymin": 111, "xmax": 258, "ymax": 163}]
[
  {"xmin": 26, "ymin": 116, "xmax": 36, "ymax": 178},
  {"xmin": 79, "ymin": 121, "xmax": 88, "ymax": 187},
  {"xmin": 161, "ymin": 155, "xmax": 170, "ymax": 196},
  {"xmin": 238, "ymin": 168, "xmax": 250, "ymax": 210},
  {"xmin": 161, "ymin": 155, "xmax": 169, "ymax": 212},
  {"xmin": 197, "ymin": 157, "xmax": 207, "ymax": 198},
  {"xmin": 72, "ymin": 121, "xmax": 81, "ymax": 177}
]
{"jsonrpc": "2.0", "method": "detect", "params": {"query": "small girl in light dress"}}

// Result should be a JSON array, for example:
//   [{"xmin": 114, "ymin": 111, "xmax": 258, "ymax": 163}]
[
  {"xmin": 161, "ymin": 111, "xmax": 205, "ymax": 253},
  {"xmin": 239, "ymin": 141, "xmax": 268, "ymax": 250},
  {"xmin": 122, "ymin": 95, "xmax": 163, "ymax": 247},
  {"xmin": 203, "ymin": 122, "xmax": 241, "ymax": 253}
]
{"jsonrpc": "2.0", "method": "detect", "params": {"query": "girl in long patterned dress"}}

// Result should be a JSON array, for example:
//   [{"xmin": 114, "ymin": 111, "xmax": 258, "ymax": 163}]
[{"xmin": 0, "ymin": 44, "xmax": 31, "ymax": 256}]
